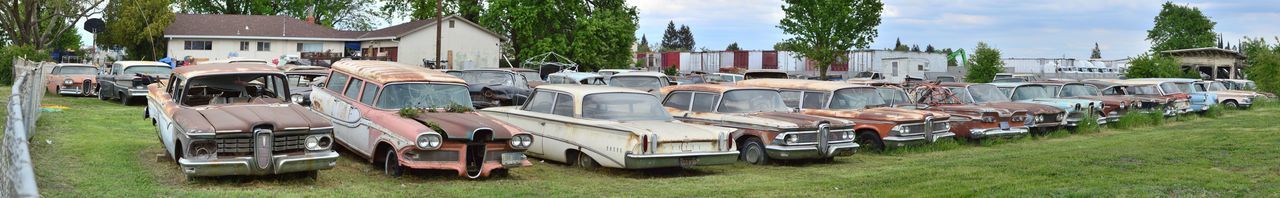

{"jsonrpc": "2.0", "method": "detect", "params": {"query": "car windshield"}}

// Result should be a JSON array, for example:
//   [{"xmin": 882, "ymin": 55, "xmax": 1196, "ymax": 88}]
[
  {"xmin": 1060, "ymin": 84, "xmax": 1100, "ymax": 97},
  {"xmin": 1245, "ymin": 82, "xmax": 1257, "ymax": 90},
  {"xmin": 968, "ymin": 84, "xmax": 1011, "ymax": 103},
  {"xmin": 376, "ymin": 83, "xmax": 472, "ymax": 109},
  {"xmin": 519, "ymin": 71, "xmax": 542, "ymax": 82},
  {"xmin": 1159, "ymin": 83, "xmax": 1182, "ymax": 94},
  {"xmin": 581, "ymin": 93, "xmax": 673, "ymax": 121},
  {"xmin": 718, "ymin": 89, "xmax": 791, "ymax": 113},
  {"xmin": 1011, "ymin": 85, "xmax": 1052, "ymax": 101},
  {"xmin": 460, "ymin": 71, "xmax": 516, "ymax": 86},
  {"xmin": 1207, "ymin": 82, "xmax": 1228, "ymax": 91},
  {"xmin": 1175, "ymin": 83, "xmax": 1196, "ymax": 93},
  {"xmin": 608, "ymin": 76, "xmax": 662, "ymax": 90},
  {"xmin": 287, "ymin": 74, "xmax": 325, "ymax": 88},
  {"xmin": 875, "ymin": 88, "xmax": 910, "ymax": 104},
  {"xmin": 1131, "ymin": 85, "xmax": 1161, "ymax": 95},
  {"xmin": 829, "ymin": 88, "xmax": 887, "ymax": 109},
  {"xmin": 181, "ymin": 74, "xmax": 289, "ymax": 106},
  {"xmin": 946, "ymin": 87, "xmax": 976, "ymax": 103},
  {"xmin": 123, "ymin": 65, "xmax": 172, "ymax": 75},
  {"xmin": 56, "ymin": 66, "xmax": 97, "ymax": 75}
]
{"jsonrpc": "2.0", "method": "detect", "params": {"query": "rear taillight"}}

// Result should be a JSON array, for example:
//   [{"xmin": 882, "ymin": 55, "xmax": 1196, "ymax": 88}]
[{"xmin": 641, "ymin": 135, "xmax": 649, "ymax": 154}]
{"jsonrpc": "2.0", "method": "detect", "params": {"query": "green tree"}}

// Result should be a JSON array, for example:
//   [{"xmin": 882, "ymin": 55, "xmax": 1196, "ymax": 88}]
[
  {"xmin": 1241, "ymin": 38, "xmax": 1280, "ymax": 94},
  {"xmin": 1124, "ymin": 54, "xmax": 1186, "ymax": 78},
  {"xmin": 478, "ymin": 0, "xmax": 637, "ymax": 71},
  {"xmin": 660, "ymin": 21, "xmax": 680, "ymax": 51},
  {"xmin": 677, "ymin": 25, "xmax": 695, "ymax": 51},
  {"xmin": 174, "ymin": 0, "xmax": 278, "ymax": 15},
  {"xmin": 0, "ymin": 45, "xmax": 52, "ymax": 85},
  {"xmin": 636, "ymin": 35, "xmax": 651, "ymax": 53},
  {"xmin": 177, "ymin": 0, "xmax": 380, "ymax": 31},
  {"xmin": 51, "ymin": 27, "xmax": 82, "ymax": 51},
  {"xmin": 101, "ymin": 0, "xmax": 175, "ymax": 60},
  {"xmin": 773, "ymin": 40, "xmax": 800, "ymax": 51},
  {"xmin": 925, "ymin": 44, "xmax": 935, "ymax": 53},
  {"xmin": 0, "ymin": 0, "xmax": 107, "ymax": 50},
  {"xmin": 965, "ymin": 42, "xmax": 1003, "ymax": 83},
  {"xmin": 778, "ymin": 0, "xmax": 883, "ymax": 80},
  {"xmin": 1091, "ymin": 43, "xmax": 1102, "ymax": 59},
  {"xmin": 1147, "ymin": 1, "xmax": 1217, "ymax": 53},
  {"xmin": 910, "ymin": 44, "xmax": 920, "ymax": 52},
  {"xmin": 726, "ymin": 42, "xmax": 741, "ymax": 51}
]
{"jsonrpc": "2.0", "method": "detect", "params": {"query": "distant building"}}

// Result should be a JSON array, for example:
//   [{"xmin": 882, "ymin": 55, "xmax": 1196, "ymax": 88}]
[
  {"xmin": 635, "ymin": 49, "xmax": 947, "ymax": 82},
  {"xmin": 163, "ymin": 14, "xmax": 504, "ymax": 69},
  {"xmin": 1160, "ymin": 47, "xmax": 1246, "ymax": 79},
  {"xmin": 847, "ymin": 50, "xmax": 948, "ymax": 82}
]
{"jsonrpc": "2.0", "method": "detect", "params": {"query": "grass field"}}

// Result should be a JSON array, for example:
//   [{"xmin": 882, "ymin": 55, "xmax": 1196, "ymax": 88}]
[{"xmin": 21, "ymin": 87, "xmax": 1280, "ymax": 197}]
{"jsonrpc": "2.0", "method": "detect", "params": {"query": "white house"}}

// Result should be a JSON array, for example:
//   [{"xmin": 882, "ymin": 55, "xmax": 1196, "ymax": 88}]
[
  {"xmin": 847, "ymin": 50, "xmax": 949, "ymax": 82},
  {"xmin": 163, "ymin": 14, "xmax": 504, "ymax": 69}
]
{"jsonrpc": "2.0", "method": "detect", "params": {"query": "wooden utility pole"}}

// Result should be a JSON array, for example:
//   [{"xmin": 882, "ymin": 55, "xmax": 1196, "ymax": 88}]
[{"xmin": 435, "ymin": 0, "xmax": 443, "ymax": 69}]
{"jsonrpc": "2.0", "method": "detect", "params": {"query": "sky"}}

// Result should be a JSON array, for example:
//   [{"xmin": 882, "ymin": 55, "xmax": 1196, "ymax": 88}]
[
  {"xmin": 626, "ymin": 0, "xmax": 1280, "ymax": 59},
  {"xmin": 75, "ymin": 0, "xmax": 1280, "ymax": 59}
]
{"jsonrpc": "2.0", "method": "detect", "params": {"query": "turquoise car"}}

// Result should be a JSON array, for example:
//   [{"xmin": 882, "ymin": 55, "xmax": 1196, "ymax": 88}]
[
  {"xmin": 1130, "ymin": 78, "xmax": 1218, "ymax": 113},
  {"xmin": 990, "ymin": 83, "xmax": 1105, "ymax": 126}
]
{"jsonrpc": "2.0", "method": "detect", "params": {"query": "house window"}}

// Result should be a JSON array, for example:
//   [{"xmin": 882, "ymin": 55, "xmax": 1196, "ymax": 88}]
[
  {"xmin": 918, "ymin": 65, "xmax": 925, "ymax": 71},
  {"xmin": 297, "ymin": 43, "xmax": 323, "ymax": 52},
  {"xmin": 183, "ymin": 41, "xmax": 212, "ymax": 50},
  {"xmin": 239, "ymin": 41, "xmax": 249, "ymax": 51},
  {"xmin": 257, "ymin": 42, "xmax": 271, "ymax": 51},
  {"xmin": 449, "ymin": 20, "xmax": 455, "ymax": 28},
  {"xmin": 891, "ymin": 62, "xmax": 899, "ymax": 77}
]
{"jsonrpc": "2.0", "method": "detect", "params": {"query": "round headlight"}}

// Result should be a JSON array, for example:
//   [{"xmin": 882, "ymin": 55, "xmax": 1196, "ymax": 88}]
[
  {"xmin": 785, "ymin": 135, "xmax": 798, "ymax": 145},
  {"xmin": 509, "ymin": 134, "xmax": 533, "ymax": 149},
  {"xmin": 306, "ymin": 136, "xmax": 320, "ymax": 150},
  {"xmin": 63, "ymin": 79, "xmax": 74, "ymax": 85},
  {"xmin": 417, "ymin": 133, "xmax": 442, "ymax": 150},
  {"xmin": 291, "ymin": 94, "xmax": 305, "ymax": 104},
  {"xmin": 843, "ymin": 131, "xmax": 855, "ymax": 140}
]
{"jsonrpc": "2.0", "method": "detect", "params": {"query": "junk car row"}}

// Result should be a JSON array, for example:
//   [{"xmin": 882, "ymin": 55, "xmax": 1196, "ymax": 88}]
[{"xmin": 48, "ymin": 60, "xmax": 1272, "ymax": 180}]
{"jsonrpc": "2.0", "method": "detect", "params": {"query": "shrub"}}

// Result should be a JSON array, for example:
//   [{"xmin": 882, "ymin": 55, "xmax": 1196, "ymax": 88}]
[
  {"xmin": 1072, "ymin": 113, "xmax": 1101, "ymax": 134},
  {"xmin": 0, "ymin": 45, "xmax": 51, "ymax": 85}
]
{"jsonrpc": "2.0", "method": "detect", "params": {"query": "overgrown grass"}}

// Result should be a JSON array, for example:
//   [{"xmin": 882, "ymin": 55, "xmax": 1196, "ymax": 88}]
[
  {"xmin": 26, "ymin": 92, "xmax": 1280, "ymax": 197},
  {"xmin": 1071, "ymin": 113, "xmax": 1102, "ymax": 134}
]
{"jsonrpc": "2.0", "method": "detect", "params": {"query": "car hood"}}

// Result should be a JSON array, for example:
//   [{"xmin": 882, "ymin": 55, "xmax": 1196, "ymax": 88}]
[
  {"xmin": 412, "ymin": 112, "xmax": 520, "ymax": 140},
  {"xmin": 802, "ymin": 107, "xmax": 951, "ymax": 123},
  {"xmin": 181, "ymin": 103, "xmax": 331, "ymax": 133},
  {"xmin": 928, "ymin": 105, "xmax": 1020, "ymax": 119},
  {"xmin": 1023, "ymin": 98, "xmax": 1098, "ymax": 110},
  {"xmin": 1067, "ymin": 96, "xmax": 1129, "ymax": 106},
  {"xmin": 718, "ymin": 111, "xmax": 854, "ymax": 130},
  {"xmin": 977, "ymin": 102, "xmax": 1064, "ymax": 115}
]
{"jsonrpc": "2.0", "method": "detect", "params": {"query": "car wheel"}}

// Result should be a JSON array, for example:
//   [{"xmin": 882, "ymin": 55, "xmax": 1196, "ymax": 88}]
[
  {"xmin": 120, "ymin": 93, "xmax": 131, "ymax": 105},
  {"xmin": 97, "ymin": 86, "xmax": 108, "ymax": 100},
  {"xmin": 1224, "ymin": 100, "xmax": 1239, "ymax": 109},
  {"xmin": 740, "ymin": 137, "xmax": 769, "ymax": 165},
  {"xmin": 576, "ymin": 152, "xmax": 600, "ymax": 170},
  {"xmin": 54, "ymin": 86, "xmax": 63, "ymax": 96},
  {"xmin": 856, "ymin": 132, "xmax": 886, "ymax": 151},
  {"xmin": 383, "ymin": 149, "xmax": 404, "ymax": 177}
]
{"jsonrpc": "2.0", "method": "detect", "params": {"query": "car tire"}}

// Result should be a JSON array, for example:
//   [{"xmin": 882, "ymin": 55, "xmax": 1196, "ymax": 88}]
[
  {"xmin": 576, "ymin": 152, "xmax": 600, "ymax": 170},
  {"xmin": 740, "ymin": 137, "xmax": 769, "ymax": 165},
  {"xmin": 54, "ymin": 86, "xmax": 63, "ymax": 96},
  {"xmin": 1224, "ymin": 100, "xmax": 1239, "ymax": 109},
  {"xmin": 97, "ymin": 86, "xmax": 108, "ymax": 100},
  {"xmin": 856, "ymin": 132, "xmax": 886, "ymax": 151},
  {"xmin": 383, "ymin": 149, "xmax": 404, "ymax": 177}
]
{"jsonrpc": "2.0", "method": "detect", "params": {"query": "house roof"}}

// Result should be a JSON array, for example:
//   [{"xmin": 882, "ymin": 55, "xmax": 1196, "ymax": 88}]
[
  {"xmin": 1160, "ymin": 47, "xmax": 1247, "ymax": 59},
  {"xmin": 164, "ymin": 14, "xmax": 505, "ymax": 41}
]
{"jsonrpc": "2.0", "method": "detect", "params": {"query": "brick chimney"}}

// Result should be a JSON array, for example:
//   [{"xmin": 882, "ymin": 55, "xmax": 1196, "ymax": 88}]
[
  {"xmin": 304, "ymin": 6, "xmax": 316, "ymax": 24},
  {"xmin": 306, "ymin": 16, "xmax": 316, "ymax": 24}
]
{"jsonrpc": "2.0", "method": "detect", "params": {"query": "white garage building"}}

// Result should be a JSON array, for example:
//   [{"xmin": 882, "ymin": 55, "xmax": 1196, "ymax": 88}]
[{"xmin": 163, "ymin": 14, "xmax": 503, "ymax": 69}]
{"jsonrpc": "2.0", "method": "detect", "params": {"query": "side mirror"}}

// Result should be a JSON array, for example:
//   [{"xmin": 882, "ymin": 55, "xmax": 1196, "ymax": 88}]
[{"xmin": 315, "ymin": 82, "xmax": 326, "ymax": 88}]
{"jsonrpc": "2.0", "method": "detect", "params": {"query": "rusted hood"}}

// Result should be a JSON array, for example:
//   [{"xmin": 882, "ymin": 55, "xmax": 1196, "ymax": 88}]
[
  {"xmin": 803, "ymin": 108, "xmax": 950, "ymax": 123},
  {"xmin": 183, "ymin": 104, "xmax": 331, "ymax": 133},
  {"xmin": 54, "ymin": 75, "xmax": 95, "ymax": 82},
  {"xmin": 977, "ymin": 102, "xmax": 1062, "ymax": 115},
  {"xmin": 413, "ymin": 112, "xmax": 518, "ymax": 140},
  {"xmin": 931, "ymin": 105, "xmax": 1019, "ymax": 118},
  {"xmin": 721, "ymin": 112, "xmax": 854, "ymax": 130}
]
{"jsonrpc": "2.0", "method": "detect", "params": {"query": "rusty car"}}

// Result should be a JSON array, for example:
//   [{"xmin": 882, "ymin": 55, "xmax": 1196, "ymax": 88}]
[
  {"xmin": 872, "ymin": 82, "xmax": 1033, "ymax": 140},
  {"xmin": 934, "ymin": 83, "xmax": 1065, "ymax": 133},
  {"xmin": 310, "ymin": 60, "xmax": 532, "ymax": 178},
  {"xmin": 144, "ymin": 63, "xmax": 338, "ymax": 179},
  {"xmin": 98, "ymin": 61, "xmax": 173, "ymax": 105},
  {"xmin": 1132, "ymin": 78, "xmax": 1219, "ymax": 113},
  {"xmin": 454, "ymin": 68, "xmax": 541, "ymax": 108},
  {"xmin": 279, "ymin": 65, "xmax": 329, "ymax": 106},
  {"xmin": 659, "ymin": 84, "xmax": 858, "ymax": 164},
  {"xmin": 1051, "ymin": 82, "xmax": 1143, "ymax": 122},
  {"xmin": 1199, "ymin": 80, "xmax": 1265, "ymax": 108},
  {"xmin": 546, "ymin": 71, "xmax": 607, "ymax": 85},
  {"xmin": 1218, "ymin": 79, "xmax": 1275, "ymax": 98},
  {"xmin": 480, "ymin": 85, "xmax": 740, "ymax": 169},
  {"xmin": 1085, "ymin": 79, "xmax": 1192, "ymax": 116},
  {"xmin": 990, "ymin": 82, "xmax": 1103, "ymax": 126},
  {"xmin": 736, "ymin": 79, "xmax": 954, "ymax": 150},
  {"xmin": 45, "ymin": 63, "xmax": 100, "ymax": 97}
]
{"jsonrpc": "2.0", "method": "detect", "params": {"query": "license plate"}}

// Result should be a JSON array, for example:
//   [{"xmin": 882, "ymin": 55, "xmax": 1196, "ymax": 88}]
[
  {"xmin": 999, "ymin": 122, "xmax": 1010, "ymax": 130},
  {"xmin": 678, "ymin": 157, "xmax": 698, "ymax": 168},
  {"xmin": 500, "ymin": 153, "xmax": 526, "ymax": 167}
]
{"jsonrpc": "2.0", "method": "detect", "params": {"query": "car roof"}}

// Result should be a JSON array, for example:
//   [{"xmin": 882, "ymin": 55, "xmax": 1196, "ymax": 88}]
[
  {"xmin": 537, "ymin": 84, "xmax": 648, "ymax": 95},
  {"xmin": 611, "ymin": 71, "xmax": 666, "ymax": 77},
  {"xmin": 1129, "ymin": 78, "xmax": 1200, "ymax": 82},
  {"xmin": 987, "ymin": 82, "xmax": 1031, "ymax": 87},
  {"xmin": 56, "ymin": 63, "xmax": 94, "ymax": 67},
  {"xmin": 331, "ymin": 60, "xmax": 465, "ymax": 85},
  {"xmin": 173, "ymin": 63, "xmax": 283, "ymax": 78},
  {"xmin": 660, "ymin": 83, "xmax": 773, "ymax": 94},
  {"xmin": 549, "ymin": 72, "xmax": 603, "ymax": 80},
  {"xmin": 737, "ymin": 79, "xmax": 869, "ymax": 91},
  {"xmin": 114, "ymin": 61, "xmax": 168, "ymax": 67},
  {"xmin": 464, "ymin": 68, "xmax": 536, "ymax": 72}
]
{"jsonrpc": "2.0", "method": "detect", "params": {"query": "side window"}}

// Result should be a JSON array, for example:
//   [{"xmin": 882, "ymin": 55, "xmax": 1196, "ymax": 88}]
[
  {"xmin": 170, "ymin": 78, "xmax": 184, "ymax": 101},
  {"xmin": 166, "ymin": 75, "xmax": 177, "ymax": 93},
  {"xmin": 551, "ymin": 93, "xmax": 574, "ymax": 117},
  {"xmin": 691, "ymin": 93, "xmax": 719, "ymax": 112},
  {"xmin": 663, "ymin": 91, "xmax": 692, "ymax": 110},
  {"xmin": 779, "ymin": 90, "xmax": 802, "ymax": 108},
  {"xmin": 802, "ymin": 92, "xmax": 828, "ymax": 109},
  {"xmin": 344, "ymin": 78, "xmax": 364, "ymax": 99},
  {"xmin": 523, "ymin": 91, "xmax": 555, "ymax": 113},
  {"xmin": 326, "ymin": 72, "xmax": 350, "ymax": 92},
  {"xmin": 359, "ymin": 82, "xmax": 379, "ymax": 105}
]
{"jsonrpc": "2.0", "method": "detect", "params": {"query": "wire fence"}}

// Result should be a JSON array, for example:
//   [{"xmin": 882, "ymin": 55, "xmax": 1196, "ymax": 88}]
[{"xmin": 2, "ymin": 58, "xmax": 48, "ymax": 197}]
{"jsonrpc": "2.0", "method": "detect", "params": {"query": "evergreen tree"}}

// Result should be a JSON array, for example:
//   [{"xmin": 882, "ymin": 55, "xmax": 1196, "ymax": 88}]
[
  {"xmin": 661, "ymin": 21, "xmax": 680, "ymax": 51},
  {"xmin": 1091, "ymin": 43, "xmax": 1102, "ymax": 59},
  {"xmin": 637, "ymin": 35, "xmax": 651, "ymax": 53}
]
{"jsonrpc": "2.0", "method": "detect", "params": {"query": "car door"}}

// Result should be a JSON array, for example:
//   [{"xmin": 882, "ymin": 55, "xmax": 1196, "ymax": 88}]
[
  {"xmin": 333, "ymin": 78, "xmax": 371, "ymax": 154},
  {"xmin": 311, "ymin": 71, "xmax": 369, "ymax": 155},
  {"xmin": 152, "ymin": 76, "xmax": 182, "ymax": 156}
]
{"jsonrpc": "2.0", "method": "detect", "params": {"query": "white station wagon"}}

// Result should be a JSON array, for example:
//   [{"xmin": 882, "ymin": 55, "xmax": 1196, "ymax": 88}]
[{"xmin": 481, "ymin": 85, "xmax": 739, "ymax": 169}]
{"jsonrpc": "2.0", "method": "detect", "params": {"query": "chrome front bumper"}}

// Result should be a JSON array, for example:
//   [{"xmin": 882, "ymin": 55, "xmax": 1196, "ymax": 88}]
[
  {"xmin": 624, "ymin": 151, "xmax": 739, "ymax": 169},
  {"xmin": 883, "ymin": 132, "xmax": 958, "ymax": 146},
  {"xmin": 764, "ymin": 141, "xmax": 859, "ymax": 160},
  {"xmin": 969, "ymin": 126, "xmax": 1030, "ymax": 139},
  {"xmin": 58, "ymin": 87, "xmax": 85, "ymax": 95},
  {"xmin": 178, "ymin": 151, "xmax": 339, "ymax": 176}
]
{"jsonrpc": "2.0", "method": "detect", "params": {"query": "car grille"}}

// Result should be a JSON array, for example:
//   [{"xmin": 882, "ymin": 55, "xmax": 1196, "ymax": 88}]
[
  {"xmin": 791, "ymin": 129, "xmax": 850, "ymax": 144},
  {"xmin": 901, "ymin": 121, "xmax": 949, "ymax": 134},
  {"xmin": 215, "ymin": 133, "xmax": 308, "ymax": 156},
  {"xmin": 1043, "ymin": 113, "xmax": 1061, "ymax": 123}
]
